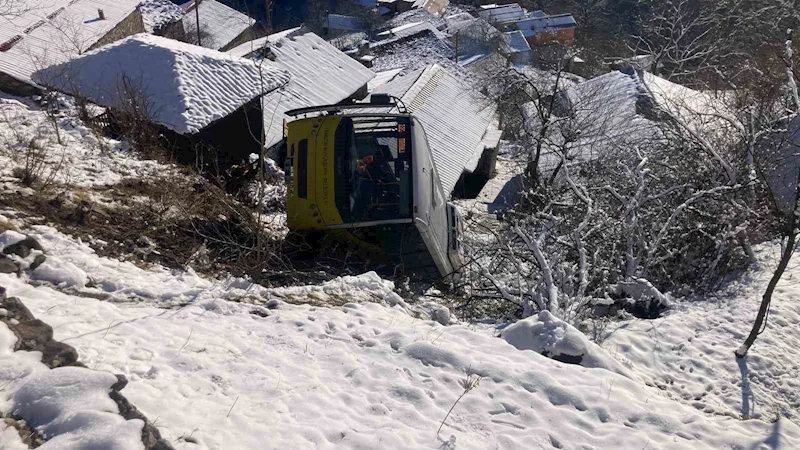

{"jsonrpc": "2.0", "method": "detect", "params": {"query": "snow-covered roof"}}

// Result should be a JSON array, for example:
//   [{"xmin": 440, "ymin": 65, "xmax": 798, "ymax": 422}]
[
  {"xmin": 373, "ymin": 21, "xmax": 447, "ymax": 47},
  {"xmin": 326, "ymin": 14, "xmax": 364, "ymax": 32},
  {"xmin": 180, "ymin": 0, "xmax": 254, "ymax": 50},
  {"xmin": 413, "ymin": 0, "xmax": 449, "ymax": 16},
  {"xmin": 227, "ymin": 27, "xmax": 302, "ymax": 58},
  {"xmin": 368, "ymin": 68, "xmax": 403, "ymax": 92},
  {"xmin": 257, "ymin": 30, "xmax": 376, "ymax": 149},
  {"xmin": 33, "ymin": 34, "xmax": 290, "ymax": 134},
  {"xmin": 478, "ymin": 3, "xmax": 526, "ymax": 25},
  {"xmin": 371, "ymin": 30, "xmax": 457, "ymax": 75},
  {"xmin": 372, "ymin": 64, "xmax": 499, "ymax": 195},
  {"xmin": 0, "ymin": 0, "xmax": 142, "ymax": 87},
  {"xmin": 504, "ymin": 30, "xmax": 531, "ymax": 54},
  {"xmin": 517, "ymin": 13, "xmax": 576, "ymax": 37},
  {"xmin": 140, "ymin": 0, "xmax": 185, "ymax": 33}
]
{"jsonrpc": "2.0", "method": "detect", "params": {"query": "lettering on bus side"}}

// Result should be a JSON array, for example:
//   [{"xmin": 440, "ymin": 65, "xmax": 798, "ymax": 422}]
[{"xmin": 321, "ymin": 127, "xmax": 330, "ymax": 206}]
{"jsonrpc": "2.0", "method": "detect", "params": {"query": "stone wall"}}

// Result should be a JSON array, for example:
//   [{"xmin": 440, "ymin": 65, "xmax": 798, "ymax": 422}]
[{"xmin": 89, "ymin": 8, "xmax": 146, "ymax": 52}]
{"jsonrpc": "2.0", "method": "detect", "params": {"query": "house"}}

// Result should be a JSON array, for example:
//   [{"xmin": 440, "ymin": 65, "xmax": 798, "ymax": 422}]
[
  {"xmin": 371, "ymin": 64, "xmax": 502, "ymax": 198},
  {"xmin": 413, "ymin": 0, "xmax": 449, "ymax": 16},
  {"xmin": 444, "ymin": 13, "xmax": 502, "ymax": 63},
  {"xmin": 478, "ymin": 4, "xmax": 526, "ymax": 27},
  {"xmin": 517, "ymin": 13, "xmax": 577, "ymax": 46},
  {"xmin": 139, "ymin": 0, "xmax": 185, "ymax": 40},
  {"xmin": 503, "ymin": 30, "xmax": 532, "ymax": 66},
  {"xmin": 323, "ymin": 14, "xmax": 366, "ymax": 37},
  {"xmin": 228, "ymin": 29, "xmax": 376, "ymax": 154},
  {"xmin": 33, "ymin": 34, "xmax": 290, "ymax": 174},
  {"xmin": 0, "ymin": 0, "xmax": 145, "ymax": 96},
  {"xmin": 180, "ymin": 0, "xmax": 255, "ymax": 51}
]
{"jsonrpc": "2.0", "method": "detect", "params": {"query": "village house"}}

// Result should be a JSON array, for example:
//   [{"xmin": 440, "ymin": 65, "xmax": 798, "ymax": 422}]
[
  {"xmin": 476, "ymin": 4, "xmax": 577, "ymax": 48},
  {"xmin": 33, "ymin": 34, "xmax": 290, "ymax": 175},
  {"xmin": 517, "ymin": 12, "xmax": 577, "ymax": 46},
  {"xmin": 323, "ymin": 14, "xmax": 367, "ymax": 37},
  {"xmin": 139, "ymin": 0, "xmax": 186, "ymax": 41},
  {"xmin": 371, "ymin": 64, "xmax": 502, "ymax": 198},
  {"xmin": 503, "ymin": 30, "xmax": 532, "ymax": 66},
  {"xmin": 229, "ymin": 28, "xmax": 376, "ymax": 157},
  {"xmin": 0, "ymin": 0, "xmax": 145, "ymax": 96},
  {"xmin": 180, "ymin": 0, "xmax": 256, "ymax": 51},
  {"xmin": 477, "ymin": 3, "xmax": 526, "ymax": 28}
]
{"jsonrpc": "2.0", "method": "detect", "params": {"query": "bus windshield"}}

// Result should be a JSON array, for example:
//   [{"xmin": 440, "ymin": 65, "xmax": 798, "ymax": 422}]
[{"xmin": 334, "ymin": 116, "xmax": 413, "ymax": 223}]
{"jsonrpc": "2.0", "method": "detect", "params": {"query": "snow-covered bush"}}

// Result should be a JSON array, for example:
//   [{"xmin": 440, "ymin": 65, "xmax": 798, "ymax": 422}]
[{"xmin": 467, "ymin": 57, "xmax": 789, "ymax": 323}]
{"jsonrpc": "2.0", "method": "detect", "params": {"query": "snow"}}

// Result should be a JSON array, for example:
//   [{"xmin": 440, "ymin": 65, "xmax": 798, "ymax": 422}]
[
  {"xmin": 0, "ymin": 93, "xmax": 170, "ymax": 189},
  {"xmin": 180, "ymin": 0, "xmax": 255, "ymax": 51},
  {"xmin": 139, "ymin": 0, "xmax": 185, "ymax": 33},
  {"xmin": 1, "ymin": 320, "xmax": 143, "ymax": 450},
  {"xmin": 3, "ymin": 219, "xmax": 800, "ymax": 449},
  {"xmin": 13, "ymin": 368, "xmax": 144, "ymax": 449},
  {"xmin": 368, "ymin": 68, "xmax": 403, "ymax": 92},
  {"xmin": 33, "ymin": 34, "xmax": 290, "ymax": 134},
  {"xmin": 604, "ymin": 245, "xmax": 800, "ymax": 421},
  {"xmin": 502, "ymin": 310, "xmax": 633, "ymax": 378},
  {"xmin": 0, "ymin": 230, "xmax": 26, "ymax": 253},
  {"xmin": 0, "ymin": 0, "xmax": 141, "ymax": 87}
]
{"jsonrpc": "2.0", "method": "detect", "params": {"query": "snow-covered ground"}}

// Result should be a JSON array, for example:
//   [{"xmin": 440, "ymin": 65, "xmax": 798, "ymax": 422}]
[
  {"xmin": 2, "ymin": 220, "xmax": 800, "ymax": 449},
  {"xmin": 0, "ymin": 93, "xmax": 167, "ymax": 191}
]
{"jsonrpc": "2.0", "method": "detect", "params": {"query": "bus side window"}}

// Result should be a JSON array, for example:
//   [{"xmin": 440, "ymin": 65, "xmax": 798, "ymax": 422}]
[{"xmin": 297, "ymin": 139, "xmax": 308, "ymax": 199}]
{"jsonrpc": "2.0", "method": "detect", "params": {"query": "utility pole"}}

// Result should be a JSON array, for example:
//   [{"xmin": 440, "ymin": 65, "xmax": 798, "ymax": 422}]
[
  {"xmin": 454, "ymin": 31, "xmax": 459, "ymax": 64},
  {"xmin": 195, "ymin": 0, "xmax": 202, "ymax": 46},
  {"xmin": 265, "ymin": 0, "xmax": 273, "ymax": 33}
]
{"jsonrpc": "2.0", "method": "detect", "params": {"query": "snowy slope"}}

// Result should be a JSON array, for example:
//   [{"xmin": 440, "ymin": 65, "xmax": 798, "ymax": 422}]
[
  {"xmin": 604, "ymin": 244, "xmax": 800, "ymax": 422},
  {"xmin": 0, "ymin": 93, "xmax": 169, "ymax": 189},
  {"xmin": 2, "ymin": 223, "xmax": 800, "ymax": 449}
]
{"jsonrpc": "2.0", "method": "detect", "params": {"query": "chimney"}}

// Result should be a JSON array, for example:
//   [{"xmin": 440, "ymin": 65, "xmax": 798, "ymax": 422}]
[{"xmin": 97, "ymin": 9, "xmax": 105, "ymax": 20}]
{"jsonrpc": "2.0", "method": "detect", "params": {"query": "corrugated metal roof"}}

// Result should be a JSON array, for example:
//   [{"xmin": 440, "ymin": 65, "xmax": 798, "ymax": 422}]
[
  {"xmin": 34, "ymin": 34, "xmax": 289, "ymax": 134},
  {"xmin": 503, "ymin": 30, "xmax": 530, "ymax": 53},
  {"xmin": 260, "ymin": 31, "xmax": 376, "ymax": 149},
  {"xmin": 478, "ymin": 4, "xmax": 526, "ymax": 25},
  {"xmin": 227, "ymin": 26, "xmax": 301, "ymax": 58},
  {"xmin": 180, "ymin": 0, "xmax": 254, "ymax": 50},
  {"xmin": 373, "ymin": 21, "xmax": 447, "ymax": 47},
  {"xmin": 0, "ymin": 0, "xmax": 142, "ymax": 87},
  {"xmin": 372, "ymin": 64, "xmax": 498, "ymax": 196},
  {"xmin": 368, "ymin": 68, "xmax": 403, "ymax": 92}
]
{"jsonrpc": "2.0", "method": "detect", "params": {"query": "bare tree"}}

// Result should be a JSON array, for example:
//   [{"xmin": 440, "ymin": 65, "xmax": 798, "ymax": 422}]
[{"xmin": 736, "ymin": 27, "xmax": 800, "ymax": 357}]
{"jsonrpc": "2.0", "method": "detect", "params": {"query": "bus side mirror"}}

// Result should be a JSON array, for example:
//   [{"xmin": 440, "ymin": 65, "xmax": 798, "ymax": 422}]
[{"xmin": 370, "ymin": 93, "xmax": 392, "ymax": 105}]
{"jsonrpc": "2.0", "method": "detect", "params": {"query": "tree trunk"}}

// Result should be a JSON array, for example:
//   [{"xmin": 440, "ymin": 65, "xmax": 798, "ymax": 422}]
[{"xmin": 736, "ymin": 171, "xmax": 800, "ymax": 358}]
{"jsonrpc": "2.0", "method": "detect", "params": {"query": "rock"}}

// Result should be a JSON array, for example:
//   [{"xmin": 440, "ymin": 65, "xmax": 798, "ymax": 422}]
[
  {"xmin": 266, "ymin": 298, "xmax": 280, "ymax": 309},
  {"xmin": 250, "ymin": 308, "xmax": 269, "ymax": 317},
  {"xmin": 109, "ymin": 390, "xmax": 175, "ymax": 450},
  {"xmin": 111, "ymin": 374, "xmax": 129, "ymax": 391},
  {"xmin": 502, "ymin": 311, "xmax": 633, "ymax": 379},
  {"xmin": 0, "ymin": 296, "xmax": 35, "ymax": 322},
  {"xmin": 3, "ymin": 236, "xmax": 43, "ymax": 259},
  {"xmin": 0, "ymin": 258, "xmax": 19, "ymax": 274},
  {"xmin": 14, "ymin": 319, "xmax": 54, "ymax": 350},
  {"xmin": 42, "ymin": 341, "xmax": 79, "ymax": 368},
  {"xmin": 30, "ymin": 254, "xmax": 47, "ymax": 271},
  {"xmin": 0, "ymin": 286, "xmax": 5, "ymax": 299}
]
